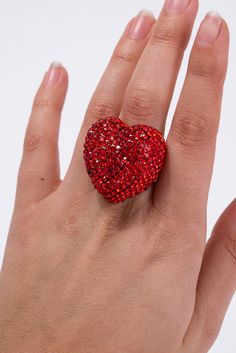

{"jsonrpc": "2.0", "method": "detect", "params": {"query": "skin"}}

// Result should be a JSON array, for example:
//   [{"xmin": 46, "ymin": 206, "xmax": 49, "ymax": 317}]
[{"xmin": 0, "ymin": 0, "xmax": 235, "ymax": 352}]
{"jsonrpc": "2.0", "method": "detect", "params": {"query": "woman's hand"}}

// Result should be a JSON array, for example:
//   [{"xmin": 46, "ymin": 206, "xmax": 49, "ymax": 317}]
[{"xmin": 0, "ymin": 1, "xmax": 235, "ymax": 352}]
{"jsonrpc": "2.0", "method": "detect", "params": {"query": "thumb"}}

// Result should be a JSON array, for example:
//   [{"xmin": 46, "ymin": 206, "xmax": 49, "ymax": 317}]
[{"xmin": 184, "ymin": 199, "xmax": 236, "ymax": 352}]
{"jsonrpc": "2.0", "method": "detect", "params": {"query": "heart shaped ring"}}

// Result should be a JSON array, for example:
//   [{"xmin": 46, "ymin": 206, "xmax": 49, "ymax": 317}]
[{"xmin": 83, "ymin": 117, "xmax": 166, "ymax": 203}]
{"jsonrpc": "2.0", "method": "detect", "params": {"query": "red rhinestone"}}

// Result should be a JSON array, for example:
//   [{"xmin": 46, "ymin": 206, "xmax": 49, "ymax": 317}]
[{"xmin": 83, "ymin": 117, "xmax": 166, "ymax": 203}]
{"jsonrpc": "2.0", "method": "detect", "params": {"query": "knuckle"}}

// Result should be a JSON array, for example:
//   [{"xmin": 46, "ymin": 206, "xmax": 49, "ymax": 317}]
[
  {"xmin": 88, "ymin": 101, "xmax": 119, "ymax": 122},
  {"xmin": 113, "ymin": 45, "xmax": 140, "ymax": 65},
  {"xmin": 32, "ymin": 96, "xmax": 62, "ymax": 115},
  {"xmin": 222, "ymin": 231, "xmax": 236, "ymax": 262},
  {"xmin": 124, "ymin": 86, "xmax": 161, "ymax": 120},
  {"xmin": 59, "ymin": 199, "xmax": 84, "ymax": 236},
  {"xmin": 23, "ymin": 133, "xmax": 53, "ymax": 154},
  {"xmin": 60, "ymin": 211, "xmax": 80, "ymax": 236},
  {"xmin": 151, "ymin": 21, "xmax": 181, "ymax": 47},
  {"xmin": 142, "ymin": 226, "xmax": 170, "ymax": 260},
  {"xmin": 139, "ymin": 210, "xmax": 177, "ymax": 261},
  {"xmin": 142, "ymin": 213, "xmax": 204, "ymax": 263},
  {"xmin": 189, "ymin": 53, "xmax": 224, "ymax": 83},
  {"xmin": 172, "ymin": 110, "xmax": 212, "ymax": 149}
]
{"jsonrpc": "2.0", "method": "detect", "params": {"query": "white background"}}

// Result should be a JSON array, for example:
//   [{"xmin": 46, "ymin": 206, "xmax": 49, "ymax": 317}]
[{"xmin": 0, "ymin": 0, "xmax": 235, "ymax": 351}]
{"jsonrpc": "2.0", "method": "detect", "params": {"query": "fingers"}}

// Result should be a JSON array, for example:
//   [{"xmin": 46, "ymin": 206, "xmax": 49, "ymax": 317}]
[
  {"xmin": 154, "ymin": 13, "xmax": 229, "ymax": 223},
  {"xmin": 183, "ymin": 199, "xmax": 236, "ymax": 352},
  {"xmin": 16, "ymin": 62, "xmax": 68, "ymax": 208},
  {"xmin": 64, "ymin": 11, "xmax": 155, "ymax": 193},
  {"xmin": 120, "ymin": 0, "xmax": 198, "ymax": 131},
  {"xmin": 81, "ymin": 11, "xmax": 155, "ymax": 135}
]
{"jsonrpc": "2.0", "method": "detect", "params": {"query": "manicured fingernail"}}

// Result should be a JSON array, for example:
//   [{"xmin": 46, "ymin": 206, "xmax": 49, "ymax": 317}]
[
  {"xmin": 197, "ymin": 12, "xmax": 223, "ymax": 48},
  {"xmin": 164, "ymin": 0, "xmax": 191, "ymax": 15},
  {"xmin": 128, "ymin": 10, "xmax": 155, "ymax": 40},
  {"xmin": 42, "ymin": 61, "xmax": 63, "ymax": 87}
]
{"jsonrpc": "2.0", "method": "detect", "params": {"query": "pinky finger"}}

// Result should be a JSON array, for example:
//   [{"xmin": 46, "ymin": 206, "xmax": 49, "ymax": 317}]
[{"xmin": 16, "ymin": 62, "xmax": 68, "ymax": 209}]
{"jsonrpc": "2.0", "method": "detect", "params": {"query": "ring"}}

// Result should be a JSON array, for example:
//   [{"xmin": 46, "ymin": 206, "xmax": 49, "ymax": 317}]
[{"xmin": 83, "ymin": 117, "xmax": 166, "ymax": 203}]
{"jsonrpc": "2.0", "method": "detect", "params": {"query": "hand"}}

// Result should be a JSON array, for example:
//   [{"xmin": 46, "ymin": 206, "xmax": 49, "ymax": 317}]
[{"xmin": 0, "ymin": 1, "xmax": 234, "ymax": 352}]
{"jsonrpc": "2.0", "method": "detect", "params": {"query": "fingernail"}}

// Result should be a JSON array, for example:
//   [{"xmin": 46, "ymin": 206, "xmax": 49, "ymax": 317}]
[
  {"xmin": 42, "ymin": 61, "xmax": 63, "ymax": 87},
  {"xmin": 197, "ymin": 12, "xmax": 223, "ymax": 48},
  {"xmin": 128, "ymin": 10, "xmax": 155, "ymax": 40},
  {"xmin": 164, "ymin": 0, "xmax": 192, "ymax": 15}
]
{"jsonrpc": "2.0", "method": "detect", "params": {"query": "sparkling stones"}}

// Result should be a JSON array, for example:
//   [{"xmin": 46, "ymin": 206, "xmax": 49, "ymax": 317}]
[{"xmin": 83, "ymin": 117, "xmax": 166, "ymax": 203}]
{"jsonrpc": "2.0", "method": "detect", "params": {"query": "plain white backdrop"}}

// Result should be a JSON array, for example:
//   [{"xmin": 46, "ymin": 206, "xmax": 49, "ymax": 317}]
[{"xmin": 0, "ymin": 0, "xmax": 235, "ymax": 351}]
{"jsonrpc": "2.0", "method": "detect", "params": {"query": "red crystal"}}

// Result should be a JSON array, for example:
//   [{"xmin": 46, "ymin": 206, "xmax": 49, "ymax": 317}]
[{"xmin": 83, "ymin": 117, "xmax": 166, "ymax": 203}]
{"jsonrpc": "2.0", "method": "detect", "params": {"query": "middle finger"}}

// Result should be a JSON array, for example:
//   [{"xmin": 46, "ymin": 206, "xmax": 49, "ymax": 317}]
[{"xmin": 120, "ymin": 0, "xmax": 198, "ymax": 133}]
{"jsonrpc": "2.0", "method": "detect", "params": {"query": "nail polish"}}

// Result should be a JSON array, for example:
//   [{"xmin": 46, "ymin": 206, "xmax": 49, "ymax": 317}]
[
  {"xmin": 42, "ymin": 61, "xmax": 63, "ymax": 87},
  {"xmin": 128, "ymin": 9, "xmax": 155, "ymax": 40},
  {"xmin": 197, "ymin": 12, "xmax": 223, "ymax": 48},
  {"xmin": 164, "ymin": 0, "xmax": 192, "ymax": 15}
]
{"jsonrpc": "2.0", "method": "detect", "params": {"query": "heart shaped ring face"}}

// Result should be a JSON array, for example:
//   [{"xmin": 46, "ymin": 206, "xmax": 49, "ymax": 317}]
[{"xmin": 83, "ymin": 117, "xmax": 166, "ymax": 203}]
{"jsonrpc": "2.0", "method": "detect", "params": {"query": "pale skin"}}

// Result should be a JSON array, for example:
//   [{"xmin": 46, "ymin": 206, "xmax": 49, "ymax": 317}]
[{"xmin": 0, "ymin": 0, "xmax": 235, "ymax": 352}]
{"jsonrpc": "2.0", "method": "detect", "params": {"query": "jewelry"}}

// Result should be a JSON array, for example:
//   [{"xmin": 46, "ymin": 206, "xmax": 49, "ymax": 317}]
[{"xmin": 83, "ymin": 117, "xmax": 166, "ymax": 203}]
